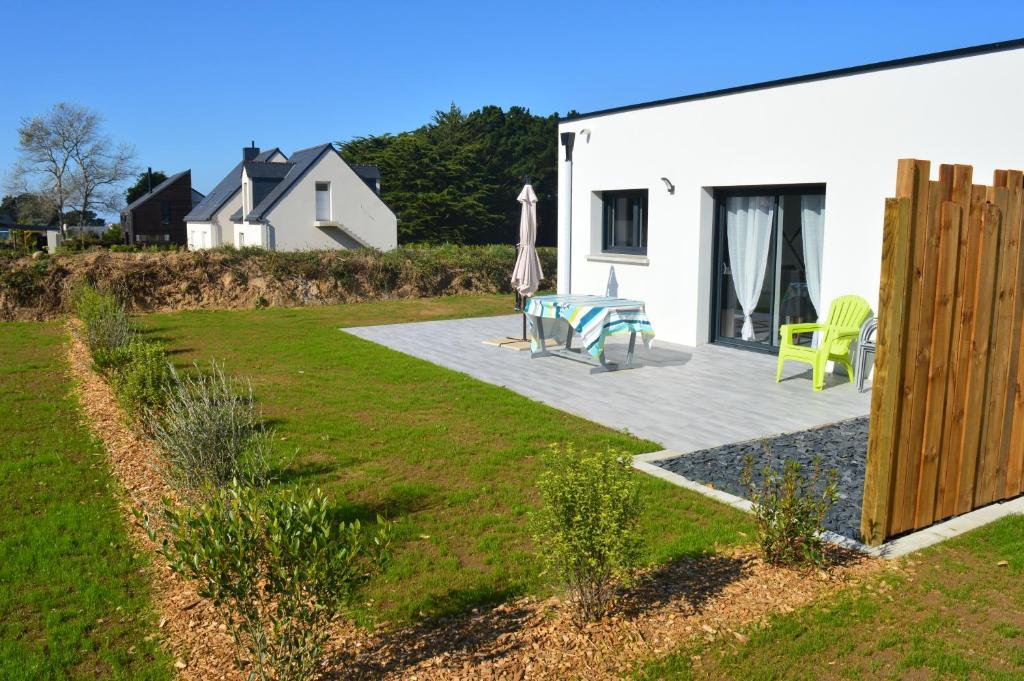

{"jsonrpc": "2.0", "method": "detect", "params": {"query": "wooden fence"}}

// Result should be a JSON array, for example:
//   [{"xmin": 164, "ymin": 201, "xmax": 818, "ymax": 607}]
[{"xmin": 861, "ymin": 159, "xmax": 1024, "ymax": 545}]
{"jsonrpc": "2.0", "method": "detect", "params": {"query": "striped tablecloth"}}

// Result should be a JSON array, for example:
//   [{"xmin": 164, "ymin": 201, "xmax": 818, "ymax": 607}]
[{"xmin": 524, "ymin": 294, "xmax": 655, "ymax": 359}]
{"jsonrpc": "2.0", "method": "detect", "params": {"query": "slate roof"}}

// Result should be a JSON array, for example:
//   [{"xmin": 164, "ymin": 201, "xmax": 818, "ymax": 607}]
[
  {"xmin": 243, "ymin": 161, "xmax": 294, "ymax": 179},
  {"xmin": 124, "ymin": 170, "xmax": 189, "ymax": 212},
  {"xmin": 351, "ymin": 164, "xmax": 380, "ymax": 180},
  {"xmin": 243, "ymin": 144, "xmax": 335, "ymax": 222},
  {"xmin": 185, "ymin": 148, "xmax": 283, "ymax": 222}
]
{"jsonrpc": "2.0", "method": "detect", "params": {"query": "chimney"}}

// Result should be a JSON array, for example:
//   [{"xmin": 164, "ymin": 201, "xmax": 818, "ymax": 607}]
[
  {"xmin": 147, "ymin": 167, "xmax": 153, "ymax": 193},
  {"xmin": 243, "ymin": 141, "xmax": 260, "ymax": 162}
]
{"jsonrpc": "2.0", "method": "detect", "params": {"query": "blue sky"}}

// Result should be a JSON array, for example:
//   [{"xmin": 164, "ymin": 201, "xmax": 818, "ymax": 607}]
[{"xmin": 2, "ymin": 0, "xmax": 1022, "ymax": 210}]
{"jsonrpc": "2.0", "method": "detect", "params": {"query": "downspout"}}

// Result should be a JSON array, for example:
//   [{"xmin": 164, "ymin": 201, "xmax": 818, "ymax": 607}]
[{"xmin": 558, "ymin": 131, "xmax": 575, "ymax": 295}]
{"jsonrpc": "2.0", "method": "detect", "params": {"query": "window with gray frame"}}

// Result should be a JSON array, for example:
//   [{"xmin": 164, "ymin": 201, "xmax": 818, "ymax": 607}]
[{"xmin": 602, "ymin": 190, "xmax": 648, "ymax": 254}]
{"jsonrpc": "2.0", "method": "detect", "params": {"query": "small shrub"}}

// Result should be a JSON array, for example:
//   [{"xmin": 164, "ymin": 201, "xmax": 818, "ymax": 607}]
[
  {"xmin": 72, "ymin": 284, "xmax": 135, "ymax": 367},
  {"xmin": 532, "ymin": 445, "xmax": 643, "ymax": 622},
  {"xmin": 142, "ymin": 483, "xmax": 391, "ymax": 681},
  {"xmin": 742, "ymin": 450, "xmax": 839, "ymax": 568},
  {"xmin": 151, "ymin": 360, "xmax": 271, "ymax": 494},
  {"xmin": 110, "ymin": 340, "xmax": 173, "ymax": 417}
]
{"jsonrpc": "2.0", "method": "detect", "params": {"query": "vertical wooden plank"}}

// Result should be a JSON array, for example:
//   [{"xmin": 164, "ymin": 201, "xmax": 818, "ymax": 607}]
[
  {"xmin": 917, "ymin": 199, "xmax": 962, "ymax": 526},
  {"xmin": 890, "ymin": 160, "xmax": 933, "ymax": 534},
  {"xmin": 977, "ymin": 184, "xmax": 1015, "ymax": 505},
  {"xmin": 935, "ymin": 165, "xmax": 977, "ymax": 520},
  {"xmin": 861, "ymin": 195, "xmax": 915, "ymax": 545},
  {"xmin": 957, "ymin": 198, "xmax": 1001, "ymax": 513},
  {"xmin": 897, "ymin": 176, "xmax": 942, "ymax": 532},
  {"xmin": 1000, "ymin": 172, "xmax": 1024, "ymax": 497}
]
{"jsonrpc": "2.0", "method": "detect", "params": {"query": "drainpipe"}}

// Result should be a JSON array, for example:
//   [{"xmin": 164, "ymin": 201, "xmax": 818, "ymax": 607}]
[{"xmin": 558, "ymin": 132, "xmax": 575, "ymax": 295}]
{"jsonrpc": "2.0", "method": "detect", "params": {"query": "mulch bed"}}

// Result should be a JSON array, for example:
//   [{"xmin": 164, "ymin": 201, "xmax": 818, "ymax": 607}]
[
  {"xmin": 65, "ymin": 322, "xmax": 887, "ymax": 680},
  {"xmin": 653, "ymin": 417, "xmax": 869, "ymax": 539}
]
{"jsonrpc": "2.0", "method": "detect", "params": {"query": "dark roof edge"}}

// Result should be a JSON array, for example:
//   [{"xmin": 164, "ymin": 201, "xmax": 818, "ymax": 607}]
[
  {"xmin": 248, "ymin": 144, "xmax": 334, "ymax": 220},
  {"xmin": 560, "ymin": 37, "xmax": 1024, "ymax": 123},
  {"xmin": 124, "ymin": 169, "xmax": 190, "ymax": 211}
]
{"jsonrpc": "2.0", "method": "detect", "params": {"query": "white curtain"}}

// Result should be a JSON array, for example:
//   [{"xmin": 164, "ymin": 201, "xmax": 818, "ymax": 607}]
[
  {"xmin": 726, "ymin": 196, "xmax": 775, "ymax": 341},
  {"xmin": 800, "ymin": 194, "xmax": 826, "ymax": 345}
]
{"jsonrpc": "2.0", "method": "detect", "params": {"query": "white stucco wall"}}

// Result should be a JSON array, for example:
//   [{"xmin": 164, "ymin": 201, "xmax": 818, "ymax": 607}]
[
  {"xmin": 235, "ymin": 222, "xmax": 264, "ymax": 248},
  {"xmin": 261, "ymin": 151, "xmax": 397, "ymax": 252},
  {"xmin": 558, "ymin": 47, "xmax": 1024, "ymax": 347},
  {"xmin": 186, "ymin": 223, "xmax": 213, "ymax": 250},
  {"xmin": 186, "ymin": 150, "xmax": 288, "ymax": 250}
]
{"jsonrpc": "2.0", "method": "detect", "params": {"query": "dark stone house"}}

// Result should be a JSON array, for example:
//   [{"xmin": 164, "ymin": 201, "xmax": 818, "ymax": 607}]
[{"xmin": 120, "ymin": 170, "xmax": 203, "ymax": 246}]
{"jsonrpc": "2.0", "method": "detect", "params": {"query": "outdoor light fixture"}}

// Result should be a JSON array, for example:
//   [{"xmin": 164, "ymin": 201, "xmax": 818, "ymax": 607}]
[
  {"xmin": 579, "ymin": 128, "xmax": 592, "ymax": 142},
  {"xmin": 661, "ymin": 177, "xmax": 675, "ymax": 194}
]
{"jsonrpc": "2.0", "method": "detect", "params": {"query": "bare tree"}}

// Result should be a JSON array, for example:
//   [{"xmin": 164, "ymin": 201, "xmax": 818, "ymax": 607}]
[
  {"xmin": 68, "ymin": 120, "xmax": 136, "ymax": 233},
  {"xmin": 8, "ymin": 102, "xmax": 135, "ymax": 237}
]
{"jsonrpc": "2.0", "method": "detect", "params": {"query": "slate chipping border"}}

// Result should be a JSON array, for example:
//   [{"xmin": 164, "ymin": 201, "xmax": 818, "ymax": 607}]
[{"xmin": 653, "ymin": 416, "xmax": 869, "ymax": 539}]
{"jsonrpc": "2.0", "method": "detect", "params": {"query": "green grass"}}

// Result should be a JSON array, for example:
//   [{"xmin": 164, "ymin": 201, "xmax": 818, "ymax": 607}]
[
  {"xmin": 635, "ymin": 514, "xmax": 1024, "ymax": 680},
  {"xmin": 138, "ymin": 293, "xmax": 753, "ymax": 624},
  {"xmin": 0, "ymin": 322, "xmax": 170, "ymax": 680}
]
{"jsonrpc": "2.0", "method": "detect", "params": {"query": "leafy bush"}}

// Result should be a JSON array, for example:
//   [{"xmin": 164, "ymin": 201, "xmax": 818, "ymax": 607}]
[
  {"xmin": 532, "ymin": 445, "xmax": 643, "ymax": 622},
  {"xmin": 72, "ymin": 284, "xmax": 135, "ymax": 368},
  {"xmin": 151, "ymin": 360, "xmax": 272, "ymax": 494},
  {"xmin": 143, "ymin": 483, "xmax": 391, "ymax": 681},
  {"xmin": 742, "ymin": 450, "xmax": 839, "ymax": 568},
  {"xmin": 110, "ymin": 340, "xmax": 173, "ymax": 417}
]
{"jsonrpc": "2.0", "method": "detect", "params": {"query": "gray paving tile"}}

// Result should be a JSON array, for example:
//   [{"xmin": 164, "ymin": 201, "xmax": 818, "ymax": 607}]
[{"xmin": 346, "ymin": 315, "xmax": 872, "ymax": 453}]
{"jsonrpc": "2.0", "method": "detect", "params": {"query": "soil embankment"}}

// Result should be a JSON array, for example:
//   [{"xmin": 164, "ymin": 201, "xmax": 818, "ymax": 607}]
[{"xmin": 1, "ymin": 246, "xmax": 556, "ymax": 320}]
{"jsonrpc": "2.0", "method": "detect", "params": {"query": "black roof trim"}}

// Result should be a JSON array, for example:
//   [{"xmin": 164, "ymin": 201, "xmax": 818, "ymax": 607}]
[
  {"xmin": 246, "ymin": 144, "xmax": 335, "ymax": 221},
  {"xmin": 124, "ymin": 170, "xmax": 190, "ymax": 211},
  {"xmin": 184, "ymin": 148, "xmax": 284, "ymax": 222},
  {"xmin": 561, "ymin": 37, "xmax": 1024, "ymax": 123}
]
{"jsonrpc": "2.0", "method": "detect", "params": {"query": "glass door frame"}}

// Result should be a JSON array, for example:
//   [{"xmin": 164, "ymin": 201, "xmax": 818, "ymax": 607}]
[{"xmin": 709, "ymin": 183, "xmax": 826, "ymax": 355}]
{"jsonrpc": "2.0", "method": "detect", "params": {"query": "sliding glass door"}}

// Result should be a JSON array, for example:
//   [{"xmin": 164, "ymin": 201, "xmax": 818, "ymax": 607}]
[{"xmin": 712, "ymin": 185, "xmax": 825, "ymax": 352}]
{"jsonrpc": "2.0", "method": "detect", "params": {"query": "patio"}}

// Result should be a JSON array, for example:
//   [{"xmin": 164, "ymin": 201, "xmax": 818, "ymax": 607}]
[{"xmin": 346, "ymin": 314, "xmax": 872, "ymax": 454}]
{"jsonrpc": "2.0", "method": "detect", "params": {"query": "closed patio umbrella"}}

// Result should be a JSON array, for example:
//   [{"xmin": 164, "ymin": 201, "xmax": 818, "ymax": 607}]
[{"xmin": 511, "ymin": 181, "xmax": 543, "ymax": 339}]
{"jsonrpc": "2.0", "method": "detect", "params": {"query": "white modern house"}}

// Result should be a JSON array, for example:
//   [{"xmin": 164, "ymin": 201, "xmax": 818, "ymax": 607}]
[
  {"xmin": 185, "ymin": 143, "xmax": 396, "ymax": 251},
  {"xmin": 555, "ymin": 38, "xmax": 1024, "ymax": 351}
]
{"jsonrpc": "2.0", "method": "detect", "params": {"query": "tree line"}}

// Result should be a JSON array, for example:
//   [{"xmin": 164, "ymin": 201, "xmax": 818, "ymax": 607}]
[
  {"xmin": 338, "ymin": 104, "xmax": 566, "ymax": 246},
  {"xmin": 4, "ymin": 102, "xmax": 566, "ymax": 247}
]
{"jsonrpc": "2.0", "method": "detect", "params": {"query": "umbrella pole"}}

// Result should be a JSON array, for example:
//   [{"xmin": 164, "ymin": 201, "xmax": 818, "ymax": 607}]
[
  {"xmin": 522, "ymin": 297, "xmax": 528, "ymax": 341},
  {"xmin": 513, "ymin": 290, "xmax": 527, "ymax": 341}
]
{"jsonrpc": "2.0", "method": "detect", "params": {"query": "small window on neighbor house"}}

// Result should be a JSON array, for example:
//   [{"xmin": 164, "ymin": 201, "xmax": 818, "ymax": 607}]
[
  {"xmin": 315, "ymin": 182, "xmax": 331, "ymax": 221},
  {"xmin": 602, "ymin": 190, "xmax": 648, "ymax": 254},
  {"xmin": 160, "ymin": 201, "xmax": 171, "ymax": 224}
]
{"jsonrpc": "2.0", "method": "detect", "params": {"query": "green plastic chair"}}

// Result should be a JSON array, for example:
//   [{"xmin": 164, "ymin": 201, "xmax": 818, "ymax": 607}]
[{"xmin": 775, "ymin": 295, "xmax": 872, "ymax": 392}]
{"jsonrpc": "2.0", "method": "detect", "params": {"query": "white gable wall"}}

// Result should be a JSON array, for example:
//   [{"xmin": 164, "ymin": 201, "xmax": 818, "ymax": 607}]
[
  {"xmin": 558, "ymin": 47, "xmax": 1024, "ymax": 347},
  {"xmin": 260, "ymin": 151, "xmax": 397, "ymax": 251}
]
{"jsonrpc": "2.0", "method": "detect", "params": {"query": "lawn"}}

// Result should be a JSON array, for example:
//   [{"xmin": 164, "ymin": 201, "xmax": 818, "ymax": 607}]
[
  {"xmin": 0, "ymin": 322, "xmax": 170, "ymax": 680},
  {"xmin": 637, "ymin": 514, "xmax": 1024, "ymax": 680},
  {"xmin": 138, "ymin": 294, "xmax": 754, "ymax": 624}
]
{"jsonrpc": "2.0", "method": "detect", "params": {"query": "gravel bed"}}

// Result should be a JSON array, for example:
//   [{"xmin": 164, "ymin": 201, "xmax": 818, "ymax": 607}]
[{"xmin": 653, "ymin": 416, "xmax": 869, "ymax": 539}]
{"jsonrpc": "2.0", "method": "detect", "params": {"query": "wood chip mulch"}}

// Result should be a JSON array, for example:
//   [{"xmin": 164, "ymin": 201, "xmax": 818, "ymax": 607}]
[{"xmin": 64, "ymin": 320, "xmax": 892, "ymax": 680}]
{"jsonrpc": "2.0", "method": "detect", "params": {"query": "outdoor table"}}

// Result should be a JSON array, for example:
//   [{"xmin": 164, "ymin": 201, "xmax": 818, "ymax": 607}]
[{"xmin": 524, "ymin": 294, "xmax": 655, "ymax": 372}]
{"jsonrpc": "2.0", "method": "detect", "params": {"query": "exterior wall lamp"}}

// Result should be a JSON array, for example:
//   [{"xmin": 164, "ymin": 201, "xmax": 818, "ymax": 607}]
[{"xmin": 661, "ymin": 177, "xmax": 675, "ymax": 194}]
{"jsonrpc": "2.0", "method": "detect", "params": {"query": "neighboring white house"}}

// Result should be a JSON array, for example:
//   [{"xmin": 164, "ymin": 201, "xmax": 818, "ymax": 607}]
[
  {"xmin": 555, "ymin": 38, "xmax": 1024, "ymax": 350},
  {"xmin": 185, "ymin": 144, "xmax": 396, "ymax": 251}
]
